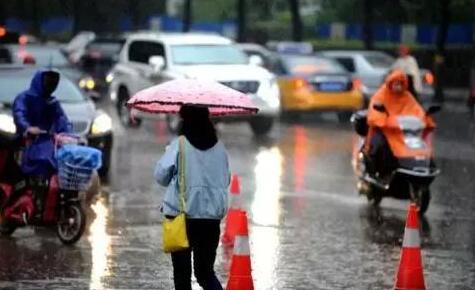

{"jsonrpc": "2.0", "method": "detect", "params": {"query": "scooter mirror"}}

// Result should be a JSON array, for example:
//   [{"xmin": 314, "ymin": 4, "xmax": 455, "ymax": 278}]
[
  {"xmin": 426, "ymin": 105, "xmax": 442, "ymax": 115},
  {"xmin": 373, "ymin": 103, "xmax": 387, "ymax": 113}
]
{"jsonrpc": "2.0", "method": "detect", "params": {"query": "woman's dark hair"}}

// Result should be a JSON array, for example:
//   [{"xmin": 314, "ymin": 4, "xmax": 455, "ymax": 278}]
[{"xmin": 179, "ymin": 105, "xmax": 217, "ymax": 150}]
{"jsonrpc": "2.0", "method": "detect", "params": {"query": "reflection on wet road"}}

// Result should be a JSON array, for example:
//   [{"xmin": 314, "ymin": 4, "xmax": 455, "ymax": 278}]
[
  {"xmin": 251, "ymin": 147, "xmax": 282, "ymax": 290},
  {"xmin": 88, "ymin": 197, "xmax": 111, "ymax": 290},
  {"xmin": 1, "ymin": 109, "xmax": 475, "ymax": 289}
]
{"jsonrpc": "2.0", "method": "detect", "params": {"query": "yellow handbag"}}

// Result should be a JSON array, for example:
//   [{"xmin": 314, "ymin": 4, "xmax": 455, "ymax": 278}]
[{"xmin": 162, "ymin": 137, "xmax": 190, "ymax": 253}]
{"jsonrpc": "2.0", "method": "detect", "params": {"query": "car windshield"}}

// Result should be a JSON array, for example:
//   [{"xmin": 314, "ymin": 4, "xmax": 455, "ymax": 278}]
[
  {"xmin": 87, "ymin": 41, "xmax": 123, "ymax": 57},
  {"xmin": 171, "ymin": 44, "xmax": 248, "ymax": 65},
  {"xmin": 25, "ymin": 47, "xmax": 70, "ymax": 67},
  {"xmin": 363, "ymin": 53, "xmax": 395, "ymax": 68},
  {"xmin": 281, "ymin": 55, "xmax": 347, "ymax": 75},
  {"xmin": 0, "ymin": 73, "xmax": 85, "ymax": 104}
]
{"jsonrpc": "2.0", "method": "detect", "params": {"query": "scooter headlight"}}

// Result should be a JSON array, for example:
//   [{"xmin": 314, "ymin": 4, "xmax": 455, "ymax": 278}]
[
  {"xmin": 0, "ymin": 114, "xmax": 17, "ymax": 134},
  {"xmin": 91, "ymin": 112, "xmax": 112, "ymax": 136}
]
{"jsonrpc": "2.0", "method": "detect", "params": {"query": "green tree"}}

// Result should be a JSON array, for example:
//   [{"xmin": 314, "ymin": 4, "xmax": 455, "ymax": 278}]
[
  {"xmin": 183, "ymin": 0, "xmax": 192, "ymax": 32},
  {"xmin": 237, "ymin": 0, "xmax": 246, "ymax": 42},
  {"xmin": 362, "ymin": 0, "xmax": 374, "ymax": 49},
  {"xmin": 434, "ymin": 0, "xmax": 451, "ymax": 103},
  {"xmin": 288, "ymin": 0, "xmax": 303, "ymax": 41}
]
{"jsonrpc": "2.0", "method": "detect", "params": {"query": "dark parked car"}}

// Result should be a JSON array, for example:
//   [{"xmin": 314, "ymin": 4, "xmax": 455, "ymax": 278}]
[
  {"xmin": 77, "ymin": 37, "xmax": 125, "ymax": 99},
  {"xmin": 0, "ymin": 44, "xmax": 83, "ymax": 85},
  {"xmin": 0, "ymin": 66, "xmax": 113, "ymax": 176}
]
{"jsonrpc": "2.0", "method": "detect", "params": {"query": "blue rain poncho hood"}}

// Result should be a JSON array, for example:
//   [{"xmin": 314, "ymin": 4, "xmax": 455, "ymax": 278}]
[{"xmin": 12, "ymin": 68, "xmax": 72, "ymax": 176}]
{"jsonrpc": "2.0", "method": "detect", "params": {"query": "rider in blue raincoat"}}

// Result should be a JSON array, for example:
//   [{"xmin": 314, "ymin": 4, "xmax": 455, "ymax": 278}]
[{"xmin": 13, "ymin": 68, "xmax": 72, "ymax": 178}]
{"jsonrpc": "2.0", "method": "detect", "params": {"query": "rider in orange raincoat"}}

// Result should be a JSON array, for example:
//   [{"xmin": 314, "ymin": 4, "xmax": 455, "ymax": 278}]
[{"xmin": 365, "ymin": 69, "xmax": 435, "ymax": 175}]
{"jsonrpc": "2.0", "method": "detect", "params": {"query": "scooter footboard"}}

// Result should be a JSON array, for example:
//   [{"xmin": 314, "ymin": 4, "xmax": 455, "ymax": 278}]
[{"xmin": 396, "ymin": 168, "xmax": 439, "ymax": 186}]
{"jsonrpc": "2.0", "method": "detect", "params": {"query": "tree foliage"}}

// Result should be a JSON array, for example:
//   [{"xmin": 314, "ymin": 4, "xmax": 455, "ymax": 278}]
[{"xmin": 317, "ymin": 0, "xmax": 474, "ymax": 24}]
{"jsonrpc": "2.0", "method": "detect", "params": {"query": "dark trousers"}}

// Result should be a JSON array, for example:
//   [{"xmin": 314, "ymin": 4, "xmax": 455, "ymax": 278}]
[
  {"xmin": 171, "ymin": 218, "xmax": 223, "ymax": 290},
  {"xmin": 368, "ymin": 130, "xmax": 396, "ymax": 176}
]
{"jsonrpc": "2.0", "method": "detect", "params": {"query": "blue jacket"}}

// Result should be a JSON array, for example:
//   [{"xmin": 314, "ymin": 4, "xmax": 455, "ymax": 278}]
[
  {"xmin": 154, "ymin": 137, "xmax": 230, "ymax": 219},
  {"xmin": 12, "ymin": 69, "xmax": 71, "ymax": 176}
]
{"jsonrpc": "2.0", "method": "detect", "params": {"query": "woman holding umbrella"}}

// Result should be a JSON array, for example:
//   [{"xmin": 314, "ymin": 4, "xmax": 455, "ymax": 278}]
[{"xmin": 127, "ymin": 79, "xmax": 258, "ymax": 290}]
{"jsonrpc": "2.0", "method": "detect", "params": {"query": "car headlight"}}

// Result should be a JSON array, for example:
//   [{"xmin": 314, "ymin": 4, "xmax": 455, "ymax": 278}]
[
  {"xmin": 91, "ymin": 113, "xmax": 112, "ymax": 135},
  {"xmin": 106, "ymin": 72, "xmax": 114, "ymax": 83},
  {"xmin": 257, "ymin": 78, "xmax": 281, "ymax": 108},
  {"xmin": 0, "ymin": 114, "xmax": 17, "ymax": 134},
  {"xmin": 79, "ymin": 76, "xmax": 96, "ymax": 90}
]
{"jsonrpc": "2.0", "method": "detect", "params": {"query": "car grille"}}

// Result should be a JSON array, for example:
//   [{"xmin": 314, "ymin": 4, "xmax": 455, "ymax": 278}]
[
  {"xmin": 220, "ymin": 81, "xmax": 260, "ymax": 94},
  {"xmin": 72, "ymin": 120, "xmax": 90, "ymax": 135}
]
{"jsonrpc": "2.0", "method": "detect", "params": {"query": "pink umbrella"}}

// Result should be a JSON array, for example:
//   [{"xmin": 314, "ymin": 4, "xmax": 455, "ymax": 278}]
[{"xmin": 127, "ymin": 79, "xmax": 259, "ymax": 116}]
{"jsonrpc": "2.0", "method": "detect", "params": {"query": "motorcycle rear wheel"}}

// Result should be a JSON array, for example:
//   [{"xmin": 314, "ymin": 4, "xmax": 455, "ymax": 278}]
[
  {"xmin": 366, "ymin": 186, "xmax": 383, "ymax": 206},
  {"xmin": 416, "ymin": 189, "xmax": 431, "ymax": 215},
  {"xmin": 56, "ymin": 204, "xmax": 86, "ymax": 245}
]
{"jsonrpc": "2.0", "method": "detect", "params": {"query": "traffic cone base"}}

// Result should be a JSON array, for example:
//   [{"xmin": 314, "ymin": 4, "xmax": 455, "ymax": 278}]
[
  {"xmin": 394, "ymin": 203, "xmax": 426, "ymax": 290},
  {"xmin": 229, "ymin": 255, "xmax": 252, "ymax": 277},
  {"xmin": 226, "ymin": 211, "xmax": 254, "ymax": 290},
  {"xmin": 227, "ymin": 276, "xmax": 254, "ymax": 290}
]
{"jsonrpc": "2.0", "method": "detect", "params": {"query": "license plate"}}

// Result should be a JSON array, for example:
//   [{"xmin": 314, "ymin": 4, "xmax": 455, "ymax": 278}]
[{"xmin": 319, "ymin": 82, "xmax": 345, "ymax": 92}]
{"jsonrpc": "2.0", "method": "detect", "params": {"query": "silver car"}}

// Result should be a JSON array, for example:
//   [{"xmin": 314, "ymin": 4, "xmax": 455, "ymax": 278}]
[{"xmin": 319, "ymin": 50, "xmax": 435, "ymax": 105}]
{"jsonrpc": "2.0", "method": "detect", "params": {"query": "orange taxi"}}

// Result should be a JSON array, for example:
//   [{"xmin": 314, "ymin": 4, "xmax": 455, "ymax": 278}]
[{"xmin": 277, "ymin": 54, "xmax": 363, "ymax": 121}]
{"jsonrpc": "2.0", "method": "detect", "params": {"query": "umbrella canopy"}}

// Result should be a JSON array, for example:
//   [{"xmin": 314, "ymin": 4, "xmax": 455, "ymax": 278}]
[{"xmin": 127, "ymin": 79, "xmax": 259, "ymax": 116}]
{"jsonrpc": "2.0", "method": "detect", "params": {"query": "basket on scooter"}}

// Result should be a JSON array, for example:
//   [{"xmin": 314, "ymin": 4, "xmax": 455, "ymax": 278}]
[{"xmin": 56, "ymin": 145, "xmax": 102, "ymax": 191}]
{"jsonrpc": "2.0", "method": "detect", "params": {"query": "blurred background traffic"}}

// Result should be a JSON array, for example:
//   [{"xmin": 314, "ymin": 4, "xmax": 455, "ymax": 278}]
[{"xmin": 0, "ymin": 0, "xmax": 474, "ymax": 173}]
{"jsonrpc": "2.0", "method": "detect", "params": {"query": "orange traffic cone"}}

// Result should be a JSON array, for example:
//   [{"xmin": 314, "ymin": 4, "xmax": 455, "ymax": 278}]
[
  {"xmin": 222, "ymin": 175, "xmax": 242, "ymax": 245},
  {"xmin": 394, "ymin": 203, "xmax": 426, "ymax": 290},
  {"xmin": 226, "ymin": 211, "xmax": 254, "ymax": 290}
]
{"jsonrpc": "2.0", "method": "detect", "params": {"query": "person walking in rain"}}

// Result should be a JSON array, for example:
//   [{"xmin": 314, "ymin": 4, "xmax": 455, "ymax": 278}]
[
  {"xmin": 154, "ymin": 105, "xmax": 230, "ymax": 290},
  {"xmin": 392, "ymin": 45, "xmax": 422, "ymax": 100}
]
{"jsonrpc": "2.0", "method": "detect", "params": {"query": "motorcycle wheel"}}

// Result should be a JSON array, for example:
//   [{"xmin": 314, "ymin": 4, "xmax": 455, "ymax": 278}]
[
  {"xmin": 417, "ymin": 189, "xmax": 431, "ymax": 215},
  {"xmin": 56, "ymin": 204, "xmax": 86, "ymax": 245},
  {"xmin": 0, "ymin": 218, "xmax": 16, "ymax": 236},
  {"xmin": 366, "ymin": 186, "xmax": 383, "ymax": 206}
]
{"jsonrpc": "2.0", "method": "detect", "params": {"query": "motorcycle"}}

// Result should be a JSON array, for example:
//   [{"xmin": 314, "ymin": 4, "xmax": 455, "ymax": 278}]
[
  {"xmin": 351, "ymin": 104, "xmax": 441, "ymax": 214},
  {"xmin": 0, "ymin": 133, "xmax": 98, "ymax": 244}
]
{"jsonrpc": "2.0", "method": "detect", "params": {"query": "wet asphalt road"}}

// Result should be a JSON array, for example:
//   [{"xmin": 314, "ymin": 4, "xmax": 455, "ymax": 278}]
[{"xmin": 1, "ymin": 100, "xmax": 474, "ymax": 290}]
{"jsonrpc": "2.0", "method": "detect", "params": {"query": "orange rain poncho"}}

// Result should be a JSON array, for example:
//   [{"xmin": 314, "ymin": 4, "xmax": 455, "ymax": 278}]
[
  {"xmin": 367, "ymin": 70, "xmax": 435, "ymax": 158},
  {"xmin": 368, "ymin": 70, "xmax": 433, "ymax": 128}
]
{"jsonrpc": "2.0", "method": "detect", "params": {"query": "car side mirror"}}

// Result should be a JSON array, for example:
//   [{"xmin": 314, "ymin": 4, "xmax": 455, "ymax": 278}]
[
  {"xmin": 249, "ymin": 55, "xmax": 264, "ymax": 67},
  {"xmin": 149, "ymin": 55, "xmax": 165, "ymax": 74},
  {"xmin": 426, "ymin": 105, "xmax": 442, "ymax": 115},
  {"xmin": 373, "ymin": 103, "xmax": 387, "ymax": 113}
]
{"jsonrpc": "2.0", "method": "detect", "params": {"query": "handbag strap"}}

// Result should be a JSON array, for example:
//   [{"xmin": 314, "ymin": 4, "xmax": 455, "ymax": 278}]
[{"xmin": 178, "ymin": 136, "xmax": 186, "ymax": 212}]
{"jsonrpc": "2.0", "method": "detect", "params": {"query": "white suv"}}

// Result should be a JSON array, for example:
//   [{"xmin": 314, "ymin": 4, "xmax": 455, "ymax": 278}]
[{"xmin": 108, "ymin": 32, "xmax": 280, "ymax": 136}]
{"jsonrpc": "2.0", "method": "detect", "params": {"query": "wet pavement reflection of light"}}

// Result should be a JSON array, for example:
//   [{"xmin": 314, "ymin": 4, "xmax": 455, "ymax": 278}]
[
  {"xmin": 88, "ymin": 196, "xmax": 112, "ymax": 290},
  {"xmin": 250, "ymin": 147, "xmax": 283, "ymax": 290},
  {"xmin": 293, "ymin": 126, "xmax": 308, "ymax": 193},
  {"xmin": 1, "ymin": 106, "xmax": 474, "ymax": 289}
]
